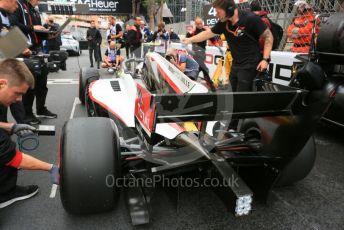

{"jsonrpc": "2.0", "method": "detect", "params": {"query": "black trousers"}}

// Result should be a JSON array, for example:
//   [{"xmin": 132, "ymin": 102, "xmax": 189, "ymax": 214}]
[
  {"xmin": 125, "ymin": 43, "xmax": 130, "ymax": 59},
  {"xmin": 229, "ymin": 66, "xmax": 258, "ymax": 92},
  {"xmin": 0, "ymin": 130, "xmax": 18, "ymax": 196},
  {"xmin": 130, "ymin": 44, "xmax": 141, "ymax": 58},
  {"xmin": 0, "ymin": 102, "xmax": 26, "ymax": 123},
  {"xmin": 193, "ymin": 50, "xmax": 209, "ymax": 78},
  {"xmin": 23, "ymin": 67, "xmax": 49, "ymax": 115},
  {"xmin": 229, "ymin": 66, "xmax": 258, "ymax": 129},
  {"xmin": 89, "ymin": 45, "xmax": 100, "ymax": 67},
  {"xmin": 0, "ymin": 166, "xmax": 17, "ymax": 196},
  {"xmin": 47, "ymin": 44, "xmax": 60, "ymax": 52}
]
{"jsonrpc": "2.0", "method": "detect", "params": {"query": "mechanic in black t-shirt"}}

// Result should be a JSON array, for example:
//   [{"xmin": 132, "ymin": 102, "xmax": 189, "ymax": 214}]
[{"xmin": 182, "ymin": 0, "xmax": 273, "ymax": 92}]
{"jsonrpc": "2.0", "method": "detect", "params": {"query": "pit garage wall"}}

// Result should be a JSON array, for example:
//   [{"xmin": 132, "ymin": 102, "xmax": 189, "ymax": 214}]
[{"xmin": 170, "ymin": 43, "xmax": 298, "ymax": 87}]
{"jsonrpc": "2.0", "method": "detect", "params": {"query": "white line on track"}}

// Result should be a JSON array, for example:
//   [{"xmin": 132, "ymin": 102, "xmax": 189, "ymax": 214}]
[
  {"xmin": 47, "ymin": 79, "xmax": 79, "ymax": 85},
  {"xmin": 70, "ymin": 97, "xmax": 81, "ymax": 119},
  {"xmin": 50, "ymin": 184, "xmax": 58, "ymax": 198},
  {"xmin": 50, "ymin": 97, "xmax": 80, "ymax": 198}
]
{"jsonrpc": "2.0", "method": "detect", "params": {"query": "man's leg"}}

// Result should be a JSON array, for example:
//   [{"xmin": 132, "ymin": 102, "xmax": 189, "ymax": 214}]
[
  {"xmin": 0, "ymin": 153, "xmax": 53, "ymax": 209},
  {"xmin": 36, "ymin": 66, "xmax": 57, "ymax": 119},
  {"xmin": 236, "ymin": 68, "xmax": 258, "ymax": 92},
  {"xmin": 0, "ymin": 154, "xmax": 38, "ymax": 209},
  {"xmin": 194, "ymin": 50, "xmax": 209, "ymax": 77},
  {"xmin": 89, "ymin": 47, "xmax": 94, "ymax": 67},
  {"xmin": 132, "ymin": 45, "xmax": 141, "ymax": 58},
  {"xmin": 129, "ymin": 46, "xmax": 135, "ymax": 58},
  {"xmin": 0, "ymin": 167, "xmax": 18, "ymax": 196},
  {"xmin": 228, "ymin": 67, "xmax": 239, "ymax": 130},
  {"xmin": 10, "ymin": 102, "xmax": 26, "ymax": 124},
  {"xmin": 35, "ymin": 71, "xmax": 48, "ymax": 112},
  {"xmin": 22, "ymin": 88, "xmax": 40, "ymax": 125},
  {"xmin": 94, "ymin": 45, "xmax": 100, "ymax": 69},
  {"xmin": 229, "ymin": 66, "xmax": 238, "ymax": 92},
  {"xmin": 228, "ymin": 67, "xmax": 257, "ymax": 130},
  {"xmin": 125, "ymin": 45, "xmax": 130, "ymax": 59}
]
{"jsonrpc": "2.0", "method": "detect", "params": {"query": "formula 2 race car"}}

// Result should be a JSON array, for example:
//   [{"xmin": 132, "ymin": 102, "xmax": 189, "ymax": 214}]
[{"xmin": 59, "ymin": 15, "xmax": 342, "ymax": 225}]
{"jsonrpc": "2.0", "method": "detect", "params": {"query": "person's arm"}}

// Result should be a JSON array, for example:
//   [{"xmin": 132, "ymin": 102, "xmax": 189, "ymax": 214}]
[
  {"xmin": 177, "ymin": 62, "xmax": 186, "ymax": 72},
  {"xmin": 0, "ymin": 122, "xmax": 14, "ymax": 133},
  {"xmin": 172, "ymin": 55, "xmax": 187, "ymax": 72},
  {"xmin": 97, "ymin": 30, "xmax": 102, "ymax": 45},
  {"xmin": 106, "ymin": 29, "xmax": 111, "ymax": 40},
  {"xmin": 9, "ymin": 7, "xmax": 33, "ymax": 34},
  {"xmin": 182, "ymin": 29, "xmax": 215, "ymax": 45},
  {"xmin": 18, "ymin": 153, "xmax": 51, "ymax": 170},
  {"xmin": 150, "ymin": 31, "xmax": 158, "ymax": 42},
  {"xmin": 170, "ymin": 58, "xmax": 186, "ymax": 72},
  {"xmin": 261, "ymin": 28, "xmax": 273, "ymax": 60},
  {"xmin": 256, "ymin": 28, "xmax": 273, "ymax": 72},
  {"xmin": 115, "ymin": 25, "xmax": 123, "ymax": 39},
  {"xmin": 86, "ymin": 29, "xmax": 91, "ymax": 40},
  {"xmin": 249, "ymin": 14, "xmax": 273, "ymax": 71}
]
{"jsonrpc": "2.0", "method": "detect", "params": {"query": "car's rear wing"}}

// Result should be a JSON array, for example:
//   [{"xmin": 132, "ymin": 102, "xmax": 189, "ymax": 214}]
[{"xmin": 134, "ymin": 82, "xmax": 305, "ymax": 149}]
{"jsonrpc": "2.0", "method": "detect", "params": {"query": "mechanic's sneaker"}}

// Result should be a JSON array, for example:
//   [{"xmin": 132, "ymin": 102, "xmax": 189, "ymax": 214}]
[
  {"xmin": 24, "ymin": 114, "xmax": 41, "ymax": 125},
  {"xmin": 0, "ymin": 185, "xmax": 39, "ymax": 209},
  {"xmin": 36, "ymin": 108, "xmax": 58, "ymax": 119},
  {"xmin": 108, "ymin": 68, "xmax": 115, "ymax": 74}
]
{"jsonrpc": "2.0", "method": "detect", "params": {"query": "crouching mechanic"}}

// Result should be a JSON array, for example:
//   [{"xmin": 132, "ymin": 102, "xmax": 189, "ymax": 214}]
[
  {"xmin": 0, "ymin": 59, "xmax": 58, "ymax": 209},
  {"xmin": 101, "ymin": 41, "xmax": 124, "ymax": 71},
  {"xmin": 165, "ymin": 48, "xmax": 200, "ymax": 81}
]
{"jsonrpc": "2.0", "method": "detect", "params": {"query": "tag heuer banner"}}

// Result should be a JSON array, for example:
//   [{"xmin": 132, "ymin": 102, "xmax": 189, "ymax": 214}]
[{"xmin": 41, "ymin": 0, "xmax": 132, "ymax": 14}]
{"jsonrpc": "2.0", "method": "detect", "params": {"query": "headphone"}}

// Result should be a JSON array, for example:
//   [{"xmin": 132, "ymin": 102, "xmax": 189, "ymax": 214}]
[{"xmin": 226, "ymin": 1, "xmax": 236, "ymax": 18}]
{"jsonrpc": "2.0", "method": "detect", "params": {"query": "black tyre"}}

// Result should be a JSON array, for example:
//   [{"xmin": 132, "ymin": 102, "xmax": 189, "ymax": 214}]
[
  {"xmin": 275, "ymin": 137, "xmax": 316, "ymax": 187},
  {"xmin": 60, "ymin": 117, "xmax": 121, "ymax": 214},
  {"xmin": 240, "ymin": 119, "xmax": 316, "ymax": 187},
  {"xmin": 85, "ymin": 80, "xmax": 100, "ymax": 117},
  {"xmin": 317, "ymin": 13, "xmax": 344, "ymax": 54},
  {"xmin": 317, "ymin": 13, "xmax": 344, "ymax": 63},
  {"xmin": 79, "ymin": 67, "xmax": 100, "ymax": 104}
]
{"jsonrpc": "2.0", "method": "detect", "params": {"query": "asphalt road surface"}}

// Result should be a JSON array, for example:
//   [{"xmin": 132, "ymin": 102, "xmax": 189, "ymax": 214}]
[{"xmin": 0, "ymin": 53, "xmax": 343, "ymax": 230}]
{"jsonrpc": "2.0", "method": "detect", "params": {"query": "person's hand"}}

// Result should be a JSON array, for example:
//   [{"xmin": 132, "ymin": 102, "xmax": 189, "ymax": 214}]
[
  {"xmin": 181, "ymin": 37, "xmax": 192, "ymax": 45},
  {"xmin": 22, "ymin": 48, "xmax": 32, "ymax": 56},
  {"xmin": 10, "ymin": 124, "xmax": 36, "ymax": 138},
  {"xmin": 48, "ymin": 32, "xmax": 59, "ymax": 40},
  {"xmin": 170, "ymin": 59, "xmax": 177, "ymax": 66},
  {"xmin": 50, "ymin": 164, "xmax": 59, "ymax": 185},
  {"xmin": 33, "ymin": 25, "xmax": 47, "ymax": 31},
  {"xmin": 257, "ymin": 60, "xmax": 269, "ymax": 72}
]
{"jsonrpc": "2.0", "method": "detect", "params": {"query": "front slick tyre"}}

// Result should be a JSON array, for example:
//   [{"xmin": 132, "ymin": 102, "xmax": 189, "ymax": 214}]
[{"xmin": 60, "ymin": 117, "xmax": 121, "ymax": 214}]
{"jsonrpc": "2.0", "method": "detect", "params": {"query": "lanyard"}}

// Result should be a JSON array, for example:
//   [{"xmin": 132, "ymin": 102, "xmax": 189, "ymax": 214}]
[{"xmin": 22, "ymin": 2, "xmax": 38, "ymax": 44}]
